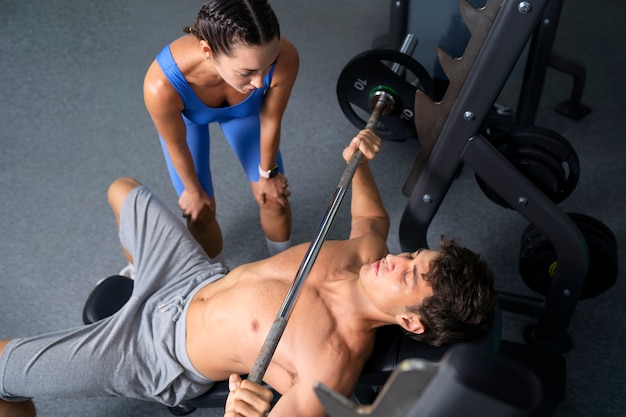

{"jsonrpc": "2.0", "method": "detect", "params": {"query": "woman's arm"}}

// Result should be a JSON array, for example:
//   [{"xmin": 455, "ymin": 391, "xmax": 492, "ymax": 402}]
[
  {"xmin": 256, "ymin": 38, "xmax": 299, "ymax": 206},
  {"xmin": 143, "ymin": 59, "xmax": 211, "ymax": 220}
]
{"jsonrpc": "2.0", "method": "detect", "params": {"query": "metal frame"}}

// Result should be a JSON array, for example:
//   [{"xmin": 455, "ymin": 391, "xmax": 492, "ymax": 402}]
[
  {"xmin": 516, "ymin": 0, "xmax": 591, "ymax": 125},
  {"xmin": 397, "ymin": 0, "xmax": 588, "ymax": 350}
]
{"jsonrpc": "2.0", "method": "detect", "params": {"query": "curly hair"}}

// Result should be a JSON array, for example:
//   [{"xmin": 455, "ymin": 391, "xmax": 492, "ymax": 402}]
[
  {"xmin": 406, "ymin": 236, "xmax": 497, "ymax": 346},
  {"xmin": 184, "ymin": 0, "xmax": 280, "ymax": 57}
]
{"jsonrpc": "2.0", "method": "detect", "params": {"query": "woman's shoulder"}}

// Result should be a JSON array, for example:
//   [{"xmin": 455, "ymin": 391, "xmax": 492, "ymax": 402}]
[
  {"xmin": 279, "ymin": 37, "xmax": 299, "ymax": 66},
  {"xmin": 279, "ymin": 36, "xmax": 298, "ymax": 54},
  {"xmin": 143, "ymin": 59, "xmax": 181, "ymax": 106},
  {"xmin": 271, "ymin": 37, "xmax": 299, "ymax": 83}
]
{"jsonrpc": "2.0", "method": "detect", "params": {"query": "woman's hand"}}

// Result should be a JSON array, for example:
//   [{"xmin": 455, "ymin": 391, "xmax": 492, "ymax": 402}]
[
  {"xmin": 224, "ymin": 374, "xmax": 274, "ymax": 417},
  {"xmin": 179, "ymin": 188, "xmax": 213, "ymax": 223},
  {"xmin": 256, "ymin": 173, "xmax": 291, "ymax": 208}
]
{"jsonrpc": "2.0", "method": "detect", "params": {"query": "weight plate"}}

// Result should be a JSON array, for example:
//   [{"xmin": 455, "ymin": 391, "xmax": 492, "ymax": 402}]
[
  {"xmin": 336, "ymin": 48, "xmax": 434, "ymax": 141},
  {"xmin": 476, "ymin": 126, "xmax": 580, "ymax": 208},
  {"xmin": 506, "ymin": 127, "xmax": 580, "ymax": 201},
  {"xmin": 568, "ymin": 212, "xmax": 618, "ymax": 253},
  {"xmin": 509, "ymin": 146, "xmax": 567, "ymax": 201},
  {"xmin": 519, "ymin": 213, "xmax": 618, "ymax": 299},
  {"xmin": 519, "ymin": 212, "xmax": 617, "ymax": 259},
  {"xmin": 477, "ymin": 145, "xmax": 566, "ymax": 208}
]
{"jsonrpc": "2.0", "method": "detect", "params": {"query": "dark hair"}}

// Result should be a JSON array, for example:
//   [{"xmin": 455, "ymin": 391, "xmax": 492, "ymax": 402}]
[
  {"xmin": 184, "ymin": 0, "xmax": 280, "ymax": 57},
  {"xmin": 406, "ymin": 236, "xmax": 497, "ymax": 346}
]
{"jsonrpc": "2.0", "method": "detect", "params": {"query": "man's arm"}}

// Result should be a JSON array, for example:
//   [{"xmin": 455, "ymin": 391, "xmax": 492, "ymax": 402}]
[
  {"xmin": 266, "ymin": 342, "xmax": 365, "ymax": 417},
  {"xmin": 342, "ymin": 130, "xmax": 390, "ymax": 241}
]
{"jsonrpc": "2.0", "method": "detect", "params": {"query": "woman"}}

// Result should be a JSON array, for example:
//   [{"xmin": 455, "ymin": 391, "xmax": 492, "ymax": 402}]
[{"xmin": 143, "ymin": 0, "xmax": 298, "ymax": 267}]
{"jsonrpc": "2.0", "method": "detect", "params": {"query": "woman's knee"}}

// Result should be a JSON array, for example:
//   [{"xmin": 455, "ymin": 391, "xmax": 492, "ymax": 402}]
[
  {"xmin": 258, "ymin": 198, "xmax": 289, "ymax": 216},
  {"xmin": 190, "ymin": 202, "xmax": 217, "ymax": 228}
]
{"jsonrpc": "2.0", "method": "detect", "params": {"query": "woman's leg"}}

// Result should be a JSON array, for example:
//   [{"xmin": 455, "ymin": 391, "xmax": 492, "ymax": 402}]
[
  {"xmin": 249, "ymin": 180, "xmax": 292, "ymax": 244},
  {"xmin": 185, "ymin": 197, "xmax": 224, "ymax": 261},
  {"xmin": 159, "ymin": 124, "xmax": 224, "ymax": 260},
  {"xmin": 221, "ymin": 117, "xmax": 292, "ymax": 255}
]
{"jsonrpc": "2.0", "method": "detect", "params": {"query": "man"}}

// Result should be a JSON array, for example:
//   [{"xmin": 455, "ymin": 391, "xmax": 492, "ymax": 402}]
[{"xmin": 0, "ymin": 130, "xmax": 497, "ymax": 417}]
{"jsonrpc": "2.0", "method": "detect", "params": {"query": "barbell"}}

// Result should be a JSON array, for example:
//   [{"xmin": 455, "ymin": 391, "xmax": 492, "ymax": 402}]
[
  {"xmin": 248, "ymin": 85, "xmax": 398, "ymax": 384},
  {"xmin": 248, "ymin": 40, "xmax": 431, "ymax": 382}
]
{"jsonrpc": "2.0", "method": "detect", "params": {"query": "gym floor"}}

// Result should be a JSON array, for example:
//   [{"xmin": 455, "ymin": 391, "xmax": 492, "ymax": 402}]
[{"xmin": 1, "ymin": 0, "xmax": 624, "ymax": 416}]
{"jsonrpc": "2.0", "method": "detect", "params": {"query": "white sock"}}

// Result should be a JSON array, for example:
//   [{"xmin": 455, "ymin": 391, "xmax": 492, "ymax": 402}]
[
  {"xmin": 119, "ymin": 264, "xmax": 135, "ymax": 280},
  {"xmin": 209, "ymin": 251, "xmax": 228, "ymax": 268},
  {"xmin": 266, "ymin": 237, "xmax": 292, "ymax": 256}
]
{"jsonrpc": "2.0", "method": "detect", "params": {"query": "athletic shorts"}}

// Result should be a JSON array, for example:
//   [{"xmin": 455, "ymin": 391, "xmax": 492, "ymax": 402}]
[{"xmin": 0, "ymin": 185, "xmax": 226, "ymax": 407}]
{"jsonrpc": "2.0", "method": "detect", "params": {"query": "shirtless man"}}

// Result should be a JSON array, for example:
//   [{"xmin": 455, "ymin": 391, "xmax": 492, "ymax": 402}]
[{"xmin": 0, "ymin": 130, "xmax": 497, "ymax": 417}]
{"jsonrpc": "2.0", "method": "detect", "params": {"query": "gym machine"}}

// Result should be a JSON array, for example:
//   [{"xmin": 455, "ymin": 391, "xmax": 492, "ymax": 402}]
[
  {"xmin": 336, "ymin": 0, "xmax": 617, "ymax": 353},
  {"xmin": 393, "ymin": 0, "xmax": 612, "ymax": 352},
  {"xmin": 320, "ymin": 0, "xmax": 618, "ymax": 414},
  {"xmin": 315, "ymin": 344, "xmax": 542, "ymax": 417},
  {"xmin": 383, "ymin": 0, "xmax": 591, "ymax": 125}
]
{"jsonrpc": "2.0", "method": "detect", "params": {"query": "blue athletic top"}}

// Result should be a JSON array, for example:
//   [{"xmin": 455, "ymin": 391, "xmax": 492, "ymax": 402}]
[
  {"xmin": 156, "ymin": 45, "xmax": 275, "ymax": 125},
  {"xmin": 154, "ymin": 44, "xmax": 283, "ymax": 197}
]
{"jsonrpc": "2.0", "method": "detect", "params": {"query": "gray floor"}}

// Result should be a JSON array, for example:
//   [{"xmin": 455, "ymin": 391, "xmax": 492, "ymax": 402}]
[{"xmin": 1, "ymin": 0, "xmax": 624, "ymax": 416}]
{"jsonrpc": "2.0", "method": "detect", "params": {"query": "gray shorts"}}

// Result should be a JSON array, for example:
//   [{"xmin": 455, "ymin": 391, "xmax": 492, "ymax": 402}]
[{"xmin": 0, "ymin": 185, "xmax": 226, "ymax": 407}]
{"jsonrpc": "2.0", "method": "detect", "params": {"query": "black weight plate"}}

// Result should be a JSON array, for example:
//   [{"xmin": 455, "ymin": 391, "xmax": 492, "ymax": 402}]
[
  {"xmin": 336, "ymin": 48, "xmax": 434, "ymax": 141},
  {"xmin": 501, "ymin": 127, "xmax": 580, "ymax": 200},
  {"xmin": 519, "ymin": 214, "xmax": 618, "ymax": 299},
  {"xmin": 475, "ymin": 145, "xmax": 565, "ymax": 209},
  {"xmin": 520, "ymin": 223, "xmax": 540, "ymax": 255},
  {"xmin": 567, "ymin": 212, "xmax": 618, "ymax": 253},
  {"xmin": 476, "ymin": 126, "xmax": 580, "ymax": 208},
  {"xmin": 509, "ymin": 146, "xmax": 567, "ymax": 203},
  {"xmin": 519, "ymin": 212, "xmax": 616, "ymax": 260}
]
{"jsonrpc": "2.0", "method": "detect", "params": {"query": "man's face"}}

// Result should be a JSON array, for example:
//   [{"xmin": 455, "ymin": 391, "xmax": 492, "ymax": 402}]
[{"xmin": 360, "ymin": 249, "xmax": 438, "ymax": 317}]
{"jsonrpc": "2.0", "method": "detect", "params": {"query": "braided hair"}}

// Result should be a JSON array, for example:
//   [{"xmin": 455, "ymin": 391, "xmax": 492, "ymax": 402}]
[{"xmin": 184, "ymin": 0, "xmax": 280, "ymax": 57}]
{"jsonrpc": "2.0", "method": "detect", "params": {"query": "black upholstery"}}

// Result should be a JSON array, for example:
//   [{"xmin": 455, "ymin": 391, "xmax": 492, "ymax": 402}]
[
  {"xmin": 361, "ymin": 306, "xmax": 501, "ymax": 379},
  {"xmin": 82, "ymin": 275, "xmax": 502, "ymax": 414},
  {"xmin": 436, "ymin": 344, "xmax": 542, "ymax": 413},
  {"xmin": 352, "ymin": 305, "xmax": 501, "ymax": 404},
  {"xmin": 82, "ymin": 275, "xmax": 133, "ymax": 325},
  {"xmin": 315, "ymin": 343, "xmax": 542, "ymax": 417}
]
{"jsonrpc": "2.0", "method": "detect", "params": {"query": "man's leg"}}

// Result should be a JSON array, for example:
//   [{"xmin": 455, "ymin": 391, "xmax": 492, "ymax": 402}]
[
  {"xmin": 0, "ymin": 178, "xmax": 141, "ymax": 416},
  {"xmin": 0, "ymin": 340, "xmax": 36, "ymax": 417},
  {"xmin": 109, "ymin": 177, "xmax": 225, "ymax": 264},
  {"xmin": 107, "ymin": 177, "xmax": 142, "ymax": 265}
]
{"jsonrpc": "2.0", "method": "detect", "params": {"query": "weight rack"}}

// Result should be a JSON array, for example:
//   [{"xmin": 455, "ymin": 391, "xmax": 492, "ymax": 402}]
[{"xmin": 395, "ymin": 0, "xmax": 589, "ymax": 351}]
